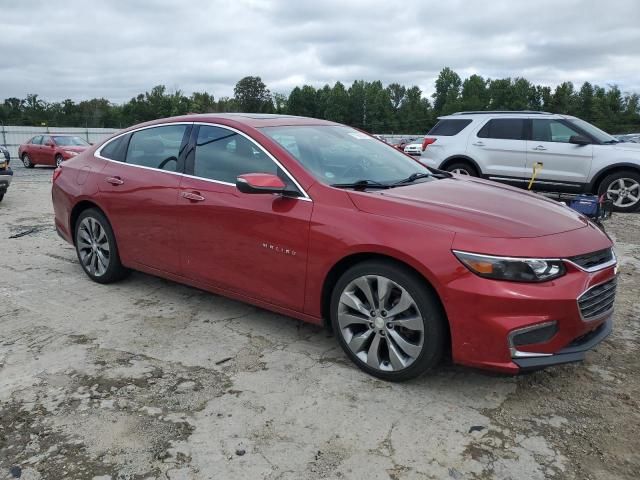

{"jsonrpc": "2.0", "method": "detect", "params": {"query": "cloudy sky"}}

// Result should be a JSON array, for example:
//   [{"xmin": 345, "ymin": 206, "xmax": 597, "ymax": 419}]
[{"xmin": 1, "ymin": 0, "xmax": 639, "ymax": 103}]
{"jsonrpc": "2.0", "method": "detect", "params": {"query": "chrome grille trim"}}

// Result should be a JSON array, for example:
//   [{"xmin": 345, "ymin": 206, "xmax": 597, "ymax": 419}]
[{"xmin": 578, "ymin": 277, "xmax": 617, "ymax": 321}]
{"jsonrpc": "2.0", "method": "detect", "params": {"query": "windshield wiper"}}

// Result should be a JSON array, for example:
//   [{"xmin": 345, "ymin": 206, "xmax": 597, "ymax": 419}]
[
  {"xmin": 391, "ymin": 172, "xmax": 432, "ymax": 186},
  {"xmin": 331, "ymin": 179, "xmax": 392, "ymax": 190}
]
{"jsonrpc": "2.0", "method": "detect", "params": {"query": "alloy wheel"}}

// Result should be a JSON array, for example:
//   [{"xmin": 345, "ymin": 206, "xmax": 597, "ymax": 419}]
[
  {"xmin": 606, "ymin": 178, "xmax": 640, "ymax": 208},
  {"xmin": 451, "ymin": 168, "xmax": 470, "ymax": 175},
  {"xmin": 55, "ymin": 155, "xmax": 63, "ymax": 168},
  {"xmin": 77, "ymin": 217, "xmax": 111, "ymax": 277},
  {"xmin": 337, "ymin": 275, "xmax": 425, "ymax": 372},
  {"xmin": 23, "ymin": 155, "xmax": 31, "ymax": 167}
]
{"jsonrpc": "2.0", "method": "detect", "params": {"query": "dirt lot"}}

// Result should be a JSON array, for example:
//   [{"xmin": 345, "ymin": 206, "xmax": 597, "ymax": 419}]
[{"xmin": 1, "ymin": 163, "xmax": 639, "ymax": 480}]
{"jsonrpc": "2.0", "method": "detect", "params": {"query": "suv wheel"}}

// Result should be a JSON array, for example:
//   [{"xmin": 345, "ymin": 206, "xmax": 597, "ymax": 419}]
[
  {"xmin": 330, "ymin": 260, "xmax": 446, "ymax": 381},
  {"xmin": 598, "ymin": 170, "xmax": 640, "ymax": 212},
  {"xmin": 445, "ymin": 161, "xmax": 478, "ymax": 177}
]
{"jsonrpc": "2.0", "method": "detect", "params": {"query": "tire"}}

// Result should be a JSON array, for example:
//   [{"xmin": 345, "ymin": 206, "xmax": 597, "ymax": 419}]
[
  {"xmin": 0, "ymin": 193, "xmax": 4, "ymax": 202},
  {"xmin": 55, "ymin": 154, "xmax": 64, "ymax": 168},
  {"xmin": 22, "ymin": 153, "xmax": 34, "ymax": 168},
  {"xmin": 597, "ymin": 170, "xmax": 640, "ymax": 212},
  {"xmin": 445, "ymin": 161, "xmax": 478, "ymax": 177},
  {"xmin": 74, "ymin": 208, "xmax": 129, "ymax": 284},
  {"xmin": 330, "ymin": 260, "xmax": 446, "ymax": 382}
]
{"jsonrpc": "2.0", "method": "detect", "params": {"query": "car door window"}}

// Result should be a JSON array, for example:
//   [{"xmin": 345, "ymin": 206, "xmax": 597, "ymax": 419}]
[
  {"xmin": 532, "ymin": 120, "xmax": 582, "ymax": 143},
  {"xmin": 126, "ymin": 125, "xmax": 189, "ymax": 172},
  {"xmin": 100, "ymin": 134, "xmax": 129, "ymax": 162},
  {"xmin": 193, "ymin": 125, "xmax": 288, "ymax": 185},
  {"xmin": 477, "ymin": 119, "xmax": 525, "ymax": 140},
  {"xmin": 41, "ymin": 135, "xmax": 52, "ymax": 146},
  {"xmin": 31, "ymin": 136, "xmax": 43, "ymax": 145}
]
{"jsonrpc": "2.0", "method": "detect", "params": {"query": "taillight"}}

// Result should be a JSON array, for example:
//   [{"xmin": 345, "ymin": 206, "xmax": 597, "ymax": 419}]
[
  {"xmin": 53, "ymin": 167, "xmax": 62, "ymax": 182},
  {"xmin": 422, "ymin": 137, "xmax": 436, "ymax": 151}
]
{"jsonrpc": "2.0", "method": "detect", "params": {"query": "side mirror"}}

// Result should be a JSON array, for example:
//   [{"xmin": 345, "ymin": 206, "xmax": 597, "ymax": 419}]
[
  {"xmin": 236, "ymin": 173, "xmax": 287, "ymax": 195},
  {"xmin": 569, "ymin": 135, "xmax": 591, "ymax": 146}
]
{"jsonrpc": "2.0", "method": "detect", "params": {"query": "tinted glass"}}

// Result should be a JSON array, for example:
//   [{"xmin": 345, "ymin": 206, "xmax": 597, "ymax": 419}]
[
  {"xmin": 194, "ymin": 126, "xmax": 279, "ymax": 184},
  {"xmin": 261, "ymin": 125, "xmax": 430, "ymax": 185},
  {"xmin": 41, "ymin": 136, "xmax": 52, "ymax": 145},
  {"xmin": 477, "ymin": 119, "xmax": 525, "ymax": 140},
  {"xmin": 567, "ymin": 118, "xmax": 616, "ymax": 143},
  {"xmin": 126, "ymin": 125, "xmax": 188, "ymax": 171},
  {"xmin": 100, "ymin": 135, "xmax": 128, "ymax": 162},
  {"xmin": 53, "ymin": 136, "xmax": 89, "ymax": 146},
  {"xmin": 428, "ymin": 119, "xmax": 472, "ymax": 136},
  {"xmin": 532, "ymin": 120, "xmax": 582, "ymax": 143},
  {"xmin": 31, "ymin": 136, "xmax": 43, "ymax": 145}
]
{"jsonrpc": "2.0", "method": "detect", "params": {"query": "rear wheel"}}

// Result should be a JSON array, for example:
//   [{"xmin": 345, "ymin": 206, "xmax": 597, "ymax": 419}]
[
  {"xmin": 330, "ymin": 260, "xmax": 446, "ymax": 381},
  {"xmin": 74, "ymin": 208, "xmax": 129, "ymax": 284},
  {"xmin": 598, "ymin": 170, "xmax": 640, "ymax": 212},
  {"xmin": 22, "ymin": 154, "xmax": 34, "ymax": 168},
  {"xmin": 445, "ymin": 161, "xmax": 478, "ymax": 177}
]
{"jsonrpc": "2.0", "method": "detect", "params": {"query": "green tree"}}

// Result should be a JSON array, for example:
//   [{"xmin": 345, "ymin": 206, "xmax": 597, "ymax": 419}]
[
  {"xmin": 233, "ymin": 76, "xmax": 272, "ymax": 112},
  {"xmin": 460, "ymin": 75, "xmax": 488, "ymax": 111},
  {"xmin": 432, "ymin": 67, "xmax": 461, "ymax": 115}
]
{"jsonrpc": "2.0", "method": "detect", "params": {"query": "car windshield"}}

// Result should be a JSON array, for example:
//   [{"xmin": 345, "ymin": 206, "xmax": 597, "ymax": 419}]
[
  {"xmin": 566, "ymin": 118, "xmax": 618, "ymax": 144},
  {"xmin": 53, "ymin": 136, "xmax": 89, "ymax": 146},
  {"xmin": 260, "ymin": 125, "xmax": 430, "ymax": 186}
]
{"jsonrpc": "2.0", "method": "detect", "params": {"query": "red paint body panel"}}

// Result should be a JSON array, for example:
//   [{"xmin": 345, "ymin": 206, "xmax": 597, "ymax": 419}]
[{"xmin": 51, "ymin": 114, "xmax": 617, "ymax": 374}]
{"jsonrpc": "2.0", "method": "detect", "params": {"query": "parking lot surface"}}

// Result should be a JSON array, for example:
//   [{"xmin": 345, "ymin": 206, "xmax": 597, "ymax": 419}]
[{"xmin": 1, "ymin": 163, "xmax": 639, "ymax": 480}]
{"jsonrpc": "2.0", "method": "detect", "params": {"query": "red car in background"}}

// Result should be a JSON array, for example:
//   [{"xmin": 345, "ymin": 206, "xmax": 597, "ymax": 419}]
[
  {"xmin": 51, "ymin": 114, "xmax": 616, "ymax": 381},
  {"xmin": 19, "ymin": 134, "xmax": 90, "ymax": 168}
]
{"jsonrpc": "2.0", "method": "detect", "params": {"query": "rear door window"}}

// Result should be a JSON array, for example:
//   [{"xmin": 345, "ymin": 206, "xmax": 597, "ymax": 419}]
[
  {"xmin": 31, "ymin": 136, "xmax": 43, "ymax": 145},
  {"xmin": 477, "ymin": 119, "xmax": 526, "ymax": 140},
  {"xmin": 125, "ymin": 125, "xmax": 189, "ymax": 172},
  {"xmin": 100, "ymin": 134, "xmax": 129, "ymax": 162},
  {"xmin": 428, "ymin": 119, "xmax": 472, "ymax": 136}
]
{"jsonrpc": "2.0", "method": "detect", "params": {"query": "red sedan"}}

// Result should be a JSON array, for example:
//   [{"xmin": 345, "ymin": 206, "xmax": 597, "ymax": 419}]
[
  {"xmin": 51, "ymin": 114, "xmax": 616, "ymax": 381},
  {"xmin": 19, "ymin": 134, "xmax": 90, "ymax": 168}
]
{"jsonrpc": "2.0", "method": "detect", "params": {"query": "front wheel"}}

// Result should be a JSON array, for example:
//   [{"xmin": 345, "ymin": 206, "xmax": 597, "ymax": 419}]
[
  {"xmin": 598, "ymin": 170, "xmax": 640, "ymax": 212},
  {"xmin": 74, "ymin": 208, "xmax": 129, "ymax": 284},
  {"xmin": 55, "ymin": 154, "xmax": 64, "ymax": 168},
  {"xmin": 330, "ymin": 260, "xmax": 446, "ymax": 381},
  {"xmin": 22, "ymin": 154, "xmax": 34, "ymax": 168}
]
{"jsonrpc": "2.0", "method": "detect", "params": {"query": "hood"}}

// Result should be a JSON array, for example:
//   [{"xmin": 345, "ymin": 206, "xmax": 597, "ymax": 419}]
[
  {"xmin": 612, "ymin": 142, "xmax": 640, "ymax": 152},
  {"xmin": 59, "ymin": 146, "xmax": 89, "ymax": 153},
  {"xmin": 348, "ymin": 176, "xmax": 589, "ymax": 238}
]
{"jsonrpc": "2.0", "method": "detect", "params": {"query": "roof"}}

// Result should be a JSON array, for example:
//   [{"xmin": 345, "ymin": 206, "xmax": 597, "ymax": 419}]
[
  {"xmin": 146, "ymin": 113, "xmax": 340, "ymax": 129},
  {"xmin": 451, "ymin": 110, "xmax": 553, "ymax": 116}
]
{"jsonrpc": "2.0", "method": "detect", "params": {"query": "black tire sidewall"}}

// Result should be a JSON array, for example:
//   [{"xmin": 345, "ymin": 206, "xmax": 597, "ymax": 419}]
[
  {"xmin": 446, "ymin": 161, "xmax": 478, "ymax": 177},
  {"xmin": 598, "ymin": 170, "xmax": 640, "ymax": 212},
  {"xmin": 23, "ymin": 154, "xmax": 33, "ymax": 168},
  {"xmin": 55, "ymin": 155, "xmax": 63, "ymax": 167},
  {"xmin": 330, "ymin": 260, "xmax": 445, "ymax": 381},
  {"xmin": 74, "ymin": 209, "xmax": 127, "ymax": 284}
]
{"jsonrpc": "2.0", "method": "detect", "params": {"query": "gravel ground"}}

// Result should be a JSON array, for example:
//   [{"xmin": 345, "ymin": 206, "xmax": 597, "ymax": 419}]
[{"xmin": 0, "ymin": 162, "xmax": 638, "ymax": 480}]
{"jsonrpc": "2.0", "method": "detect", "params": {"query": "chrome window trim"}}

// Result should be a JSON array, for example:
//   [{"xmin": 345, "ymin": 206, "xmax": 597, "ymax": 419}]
[
  {"xmin": 95, "ymin": 121, "xmax": 312, "ymax": 202},
  {"xmin": 577, "ymin": 276, "xmax": 617, "ymax": 322}
]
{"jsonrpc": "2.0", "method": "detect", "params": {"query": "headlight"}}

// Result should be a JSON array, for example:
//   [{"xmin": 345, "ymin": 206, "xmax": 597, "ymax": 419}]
[
  {"xmin": 453, "ymin": 251, "xmax": 566, "ymax": 282},
  {"xmin": 65, "ymin": 151, "xmax": 79, "ymax": 157}
]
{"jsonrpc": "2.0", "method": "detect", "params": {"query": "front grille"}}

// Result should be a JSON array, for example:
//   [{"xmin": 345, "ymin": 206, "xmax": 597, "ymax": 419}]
[
  {"xmin": 568, "ymin": 248, "xmax": 614, "ymax": 271},
  {"xmin": 578, "ymin": 278, "xmax": 617, "ymax": 320}
]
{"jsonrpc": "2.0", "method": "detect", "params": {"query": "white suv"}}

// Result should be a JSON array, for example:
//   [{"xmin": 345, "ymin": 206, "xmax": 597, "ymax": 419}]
[{"xmin": 419, "ymin": 111, "xmax": 640, "ymax": 212}]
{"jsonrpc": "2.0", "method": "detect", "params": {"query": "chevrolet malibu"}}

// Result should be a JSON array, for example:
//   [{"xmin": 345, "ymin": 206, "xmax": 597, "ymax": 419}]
[
  {"xmin": 20, "ymin": 134, "xmax": 90, "ymax": 168},
  {"xmin": 51, "ymin": 114, "xmax": 617, "ymax": 381}
]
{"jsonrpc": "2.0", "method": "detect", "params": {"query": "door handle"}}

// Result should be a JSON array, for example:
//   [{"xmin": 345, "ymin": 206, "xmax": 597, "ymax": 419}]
[
  {"xmin": 181, "ymin": 191, "xmax": 205, "ymax": 202},
  {"xmin": 472, "ymin": 141, "xmax": 485, "ymax": 147},
  {"xmin": 532, "ymin": 145, "xmax": 547, "ymax": 151},
  {"xmin": 105, "ymin": 176, "xmax": 124, "ymax": 185}
]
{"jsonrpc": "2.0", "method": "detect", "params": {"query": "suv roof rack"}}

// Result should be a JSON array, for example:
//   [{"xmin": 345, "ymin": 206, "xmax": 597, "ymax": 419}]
[{"xmin": 451, "ymin": 110, "xmax": 553, "ymax": 115}]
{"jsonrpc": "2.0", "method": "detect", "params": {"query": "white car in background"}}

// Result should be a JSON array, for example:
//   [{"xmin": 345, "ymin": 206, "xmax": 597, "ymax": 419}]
[
  {"xmin": 403, "ymin": 140, "xmax": 423, "ymax": 156},
  {"xmin": 419, "ymin": 111, "xmax": 640, "ymax": 212}
]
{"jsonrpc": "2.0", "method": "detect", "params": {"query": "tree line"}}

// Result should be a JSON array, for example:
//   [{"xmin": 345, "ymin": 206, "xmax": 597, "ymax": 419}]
[{"xmin": 1, "ymin": 68, "xmax": 639, "ymax": 134}]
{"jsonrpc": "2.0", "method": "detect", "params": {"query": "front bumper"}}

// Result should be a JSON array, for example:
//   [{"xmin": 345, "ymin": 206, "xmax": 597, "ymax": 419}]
[
  {"xmin": 0, "ymin": 168, "xmax": 13, "ymax": 194},
  {"xmin": 444, "ymin": 258, "xmax": 617, "ymax": 374}
]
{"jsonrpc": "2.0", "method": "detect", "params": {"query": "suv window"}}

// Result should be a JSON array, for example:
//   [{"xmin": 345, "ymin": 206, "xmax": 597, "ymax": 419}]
[
  {"xmin": 193, "ymin": 125, "xmax": 281, "ymax": 184},
  {"xmin": 31, "ymin": 136, "xmax": 43, "ymax": 145},
  {"xmin": 532, "ymin": 119, "xmax": 582, "ymax": 143},
  {"xmin": 428, "ymin": 119, "xmax": 472, "ymax": 136},
  {"xmin": 477, "ymin": 119, "xmax": 525, "ymax": 140},
  {"xmin": 126, "ymin": 125, "xmax": 188, "ymax": 171}
]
